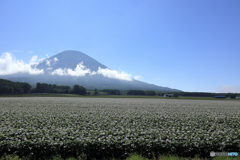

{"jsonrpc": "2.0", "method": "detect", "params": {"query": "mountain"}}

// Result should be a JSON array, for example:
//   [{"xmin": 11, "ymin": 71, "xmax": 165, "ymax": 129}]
[
  {"xmin": 35, "ymin": 50, "xmax": 107, "ymax": 72},
  {"xmin": 0, "ymin": 50, "xmax": 182, "ymax": 92}
]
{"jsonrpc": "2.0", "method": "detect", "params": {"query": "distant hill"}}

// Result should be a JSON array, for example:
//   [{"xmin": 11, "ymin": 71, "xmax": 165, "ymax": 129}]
[{"xmin": 0, "ymin": 50, "xmax": 182, "ymax": 92}]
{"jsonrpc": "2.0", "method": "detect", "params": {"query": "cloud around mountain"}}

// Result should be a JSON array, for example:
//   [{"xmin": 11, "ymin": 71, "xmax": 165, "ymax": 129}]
[
  {"xmin": 0, "ymin": 52, "xmax": 44, "ymax": 75},
  {"xmin": 51, "ymin": 62, "xmax": 94, "ymax": 77},
  {"xmin": 29, "ymin": 55, "xmax": 45, "ymax": 65},
  {"xmin": 50, "ymin": 62, "xmax": 133, "ymax": 81},
  {"xmin": 0, "ymin": 52, "xmax": 136, "ymax": 81},
  {"xmin": 133, "ymin": 75, "xmax": 142, "ymax": 80},
  {"xmin": 97, "ymin": 67, "xmax": 132, "ymax": 81},
  {"xmin": 53, "ymin": 57, "xmax": 58, "ymax": 62}
]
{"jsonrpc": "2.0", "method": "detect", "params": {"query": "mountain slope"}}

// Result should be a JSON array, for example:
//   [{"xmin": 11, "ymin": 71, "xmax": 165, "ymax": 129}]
[
  {"xmin": 36, "ymin": 50, "xmax": 107, "ymax": 72},
  {"xmin": 0, "ymin": 50, "xmax": 182, "ymax": 92}
]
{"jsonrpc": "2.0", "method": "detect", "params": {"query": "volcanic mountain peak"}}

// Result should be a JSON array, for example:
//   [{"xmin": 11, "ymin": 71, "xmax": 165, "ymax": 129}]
[{"xmin": 36, "ymin": 50, "xmax": 107, "ymax": 72}]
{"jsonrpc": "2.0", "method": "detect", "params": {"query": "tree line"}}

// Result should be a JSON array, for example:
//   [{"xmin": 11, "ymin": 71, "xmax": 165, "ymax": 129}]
[
  {"xmin": 0, "ymin": 79, "xmax": 31, "ymax": 94},
  {"xmin": 31, "ymin": 83, "xmax": 86, "ymax": 95},
  {"xmin": 94, "ymin": 89, "xmax": 156, "ymax": 96},
  {"xmin": 1, "ymin": 78, "xmax": 239, "ymax": 97},
  {"xmin": 0, "ymin": 79, "xmax": 86, "ymax": 95},
  {"xmin": 99, "ymin": 89, "xmax": 121, "ymax": 95},
  {"xmin": 127, "ymin": 90, "xmax": 156, "ymax": 95}
]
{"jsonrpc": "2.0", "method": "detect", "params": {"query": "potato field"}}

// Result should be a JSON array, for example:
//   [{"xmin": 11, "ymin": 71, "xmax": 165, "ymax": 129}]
[{"xmin": 0, "ymin": 97, "xmax": 240, "ymax": 159}]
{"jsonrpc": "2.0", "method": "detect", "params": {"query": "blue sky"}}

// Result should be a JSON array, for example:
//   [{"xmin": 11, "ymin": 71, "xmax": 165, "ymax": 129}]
[{"xmin": 0, "ymin": 0, "xmax": 240, "ymax": 93}]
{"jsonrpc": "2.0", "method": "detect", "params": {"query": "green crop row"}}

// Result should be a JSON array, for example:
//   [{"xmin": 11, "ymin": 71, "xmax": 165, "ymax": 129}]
[{"xmin": 0, "ymin": 97, "xmax": 240, "ymax": 159}]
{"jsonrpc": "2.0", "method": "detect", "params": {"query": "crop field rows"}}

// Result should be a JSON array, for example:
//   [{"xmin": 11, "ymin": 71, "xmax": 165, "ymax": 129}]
[{"xmin": 0, "ymin": 97, "xmax": 240, "ymax": 159}]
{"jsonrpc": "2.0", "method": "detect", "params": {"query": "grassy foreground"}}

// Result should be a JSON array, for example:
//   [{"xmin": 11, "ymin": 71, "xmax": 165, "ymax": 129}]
[{"xmin": 1, "ymin": 153, "xmax": 240, "ymax": 160}]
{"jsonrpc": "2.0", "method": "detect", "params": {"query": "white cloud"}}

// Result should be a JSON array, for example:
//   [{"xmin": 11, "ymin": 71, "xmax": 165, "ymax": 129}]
[
  {"xmin": 0, "ymin": 53, "xmax": 142, "ymax": 82},
  {"xmin": 0, "ymin": 52, "xmax": 44, "ymax": 75},
  {"xmin": 51, "ymin": 62, "xmax": 92, "ymax": 76},
  {"xmin": 29, "ymin": 55, "xmax": 46, "ymax": 65},
  {"xmin": 28, "ymin": 51, "xmax": 34, "ymax": 53},
  {"xmin": 134, "ymin": 75, "xmax": 142, "ymax": 80},
  {"xmin": 217, "ymin": 85, "xmax": 240, "ymax": 93},
  {"xmin": 53, "ymin": 57, "xmax": 58, "ymax": 62},
  {"xmin": 29, "ymin": 55, "xmax": 38, "ymax": 65},
  {"xmin": 50, "ymin": 62, "xmax": 132, "ymax": 81},
  {"xmin": 38, "ymin": 58, "xmax": 45, "ymax": 63},
  {"xmin": 51, "ymin": 68, "xmax": 67, "ymax": 76},
  {"xmin": 97, "ymin": 67, "xmax": 132, "ymax": 81},
  {"xmin": 46, "ymin": 54, "xmax": 49, "ymax": 58},
  {"xmin": 46, "ymin": 60, "xmax": 51, "ymax": 66}
]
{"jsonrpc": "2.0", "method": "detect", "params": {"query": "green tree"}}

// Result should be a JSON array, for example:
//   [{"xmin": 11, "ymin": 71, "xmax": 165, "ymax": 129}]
[
  {"xmin": 127, "ymin": 90, "xmax": 145, "ymax": 95},
  {"xmin": 73, "ymin": 85, "xmax": 80, "ymax": 94},
  {"xmin": 79, "ymin": 86, "xmax": 86, "ymax": 95},
  {"xmin": 21, "ymin": 83, "xmax": 31, "ymax": 93},
  {"xmin": 145, "ymin": 91, "xmax": 156, "ymax": 96},
  {"xmin": 0, "ymin": 79, "xmax": 31, "ymax": 94},
  {"xmin": 36, "ymin": 82, "xmax": 44, "ymax": 93},
  {"xmin": 73, "ymin": 84, "xmax": 86, "ymax": 95}
]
